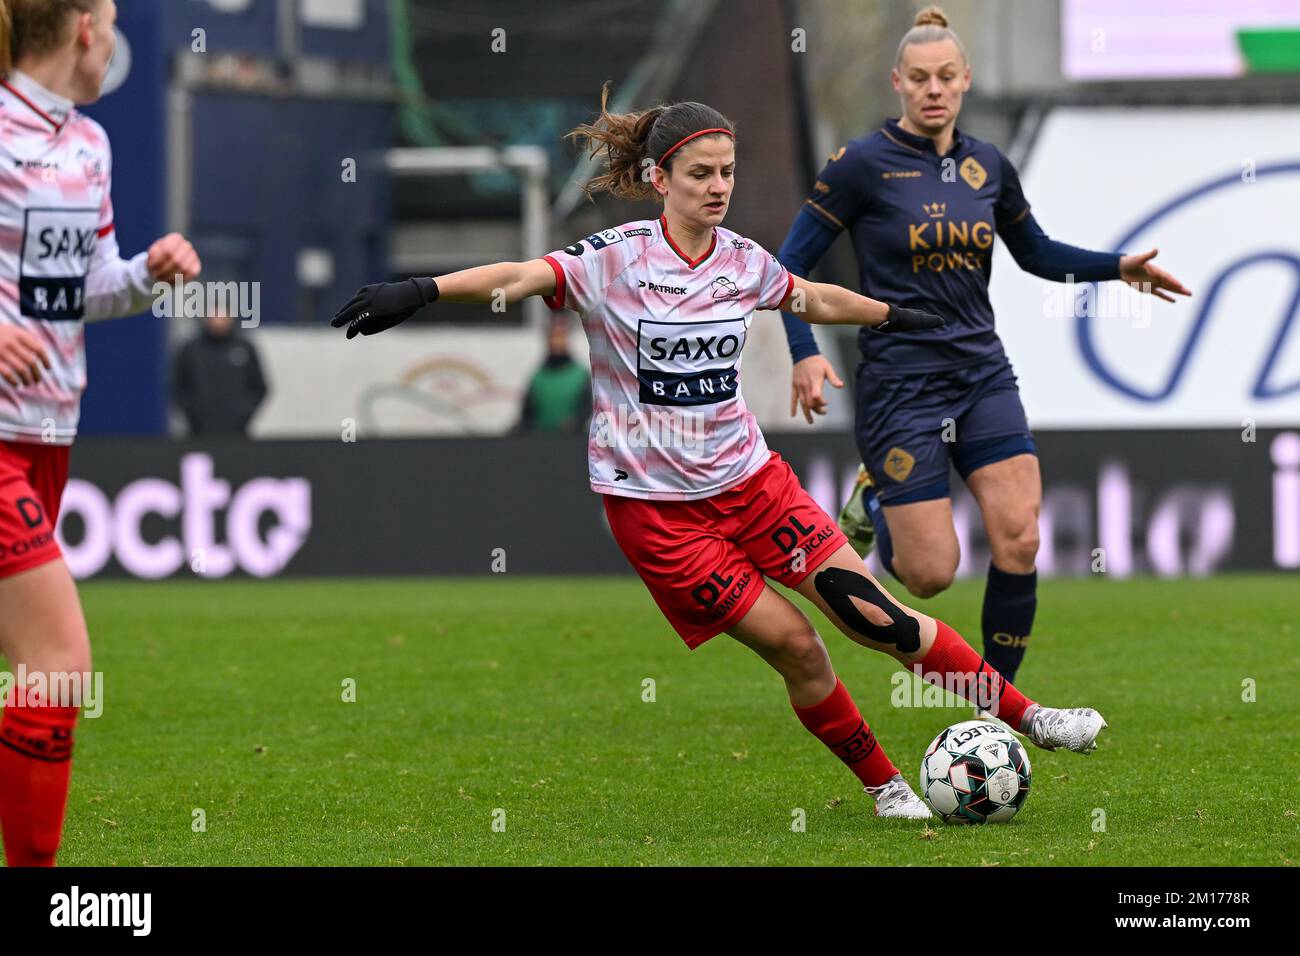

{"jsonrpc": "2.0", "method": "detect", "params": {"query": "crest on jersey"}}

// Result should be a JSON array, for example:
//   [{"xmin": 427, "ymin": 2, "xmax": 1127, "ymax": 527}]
[
  {"xmin": 710, "ymin": 276, "xmax": 740, "ymax": 299},
  {"xmin": 882, "ymin": 446, "xmax": 915, "ymax": 482},
  {"xmin": 76, "ymin": 148, "xmax": 107, "ymax": 185},
  {"xmin": 637, "ymin": 317, "xmax": 745, "ymax": 406},
  {"xmin": 959, "ymin": 157, "xmax": 987, "ymax": 190}
]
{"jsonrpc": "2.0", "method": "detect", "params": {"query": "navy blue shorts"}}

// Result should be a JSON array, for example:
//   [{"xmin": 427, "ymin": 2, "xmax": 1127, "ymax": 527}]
[{"xmin": 854, "ymin": 359, "xmax": 1036, "ymax": 505}]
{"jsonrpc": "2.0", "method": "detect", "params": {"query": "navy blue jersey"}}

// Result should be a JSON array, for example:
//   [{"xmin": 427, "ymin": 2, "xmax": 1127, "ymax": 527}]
[{"xmin": 779, "ymin": 118, "xmax": 1120, "ymax": 375}]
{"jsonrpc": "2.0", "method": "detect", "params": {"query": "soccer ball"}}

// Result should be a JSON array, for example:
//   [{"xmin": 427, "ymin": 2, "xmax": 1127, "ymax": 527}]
[{"xmin": 920, "ymin": 720, "xmax": 1032, "ymax": 824}]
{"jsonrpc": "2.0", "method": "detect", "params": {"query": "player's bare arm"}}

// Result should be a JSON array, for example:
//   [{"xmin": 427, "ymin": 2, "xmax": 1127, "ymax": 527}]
[
  {"xmin": 783, "ymin": 274, "xmax": 945, "ymax": 332},
  {"xmin": 434, "ymin": 259, "xmax": 556, "ymax": 304},
  {"xmin": 331, "ymin": 259, "xmax": 555, "ymax": 339}
]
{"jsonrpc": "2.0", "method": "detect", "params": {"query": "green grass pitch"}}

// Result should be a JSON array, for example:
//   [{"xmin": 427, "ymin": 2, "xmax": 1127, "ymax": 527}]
[{"xmin": 34, "ymin": 574, "xmax": 1299, "ymax": 866}]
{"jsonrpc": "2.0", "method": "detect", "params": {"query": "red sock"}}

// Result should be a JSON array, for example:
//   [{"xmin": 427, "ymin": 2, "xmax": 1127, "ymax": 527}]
[
  {"xmin": 918, "ymin": 619, "xmax": 1036, "ymax": 728},
  {"xmin": 0, "ymin": 691, "xmax": 78, "ymax": 867},
  {"xmin": 792, "ymin": 677, "xmax": 898, "ymax": 788}
]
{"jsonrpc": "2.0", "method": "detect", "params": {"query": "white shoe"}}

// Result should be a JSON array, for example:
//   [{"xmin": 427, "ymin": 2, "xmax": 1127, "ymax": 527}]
[
  {"xmin": 865, "ymin": 774, "xmax": 932, "ymax": 819},
  {"xmin": 1022, "ymin": 705, "xmax": 1107, "ymax": 754}
]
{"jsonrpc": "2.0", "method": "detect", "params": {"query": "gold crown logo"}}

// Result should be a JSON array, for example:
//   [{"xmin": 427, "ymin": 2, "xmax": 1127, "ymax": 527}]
[{"xmin": 923, "ymin": 202, "xmax": 946, "ymax": 219}]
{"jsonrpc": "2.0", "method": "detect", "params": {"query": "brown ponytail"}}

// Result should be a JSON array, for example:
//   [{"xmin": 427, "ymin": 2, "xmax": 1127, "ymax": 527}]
[{"xmin": 568, "ymin": 82, "xmax": 735, "ymax": 202}]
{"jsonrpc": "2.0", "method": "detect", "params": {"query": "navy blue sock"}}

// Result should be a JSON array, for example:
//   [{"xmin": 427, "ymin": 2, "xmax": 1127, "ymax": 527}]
[
  {"xmin": 861, "ymin": 483, "xmax": 900, "ymax": 582},
  {"xmin": 981, "ymin": 562, "xmax": 1037, "ymax": 684}
]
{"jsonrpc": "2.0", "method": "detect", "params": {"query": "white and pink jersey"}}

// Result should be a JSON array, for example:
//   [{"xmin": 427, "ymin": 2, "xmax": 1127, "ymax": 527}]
[
  {"xmin": 543, "ymin": 216, "xmax": 794, "ymax": 501},
  {"xmin": 0, "ymin": 70, "xmax": 156, "ymax": 445}
]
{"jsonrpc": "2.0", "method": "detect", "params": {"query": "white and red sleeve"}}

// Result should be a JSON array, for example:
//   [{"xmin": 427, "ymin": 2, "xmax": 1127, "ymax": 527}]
[
  {"xmin": 83, "ymin": 143, "xmax": 155, "ymax": 323},
  {"xmin": 540, "ymin": 230, "xmax": 631, "ymax": 315},
  {"xmin": 754, "ymin": 244, "xmax": 795, "ymax": 311}
]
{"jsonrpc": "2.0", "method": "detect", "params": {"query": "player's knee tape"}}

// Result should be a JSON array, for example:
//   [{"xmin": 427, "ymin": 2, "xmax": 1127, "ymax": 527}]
[{"xmin": 814, "ymin": 567, "xmax": 920, "ymax": 653}]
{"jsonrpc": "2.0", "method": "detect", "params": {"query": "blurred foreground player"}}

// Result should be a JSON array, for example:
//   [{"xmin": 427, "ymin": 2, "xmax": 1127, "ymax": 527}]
[
  {"xmin": 332, "ymin": 87, "xmax": 1107, "ymax": 819},
  {"xmin": 0, "ymin": 0, "xmax": 201, "ymax": 865}
]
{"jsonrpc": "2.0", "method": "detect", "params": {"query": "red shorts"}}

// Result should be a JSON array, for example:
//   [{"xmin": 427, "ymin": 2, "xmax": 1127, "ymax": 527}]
[
  {"xmin": 603, "ymin": 450, "xmax": 849, "ymax": 649},
  {"xmin": 0, "ymin": 440, "xmax": 69, "ymax": 579}
]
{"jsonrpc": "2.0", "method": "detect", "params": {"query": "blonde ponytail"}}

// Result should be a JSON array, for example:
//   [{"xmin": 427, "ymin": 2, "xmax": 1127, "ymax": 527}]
[{"xmin": 896, "ymin": 5, "xmax": 968, "ymax": 68}]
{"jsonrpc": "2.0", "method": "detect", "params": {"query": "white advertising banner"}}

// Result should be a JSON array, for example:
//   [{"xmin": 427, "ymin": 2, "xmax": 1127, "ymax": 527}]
[
  {"xmin": 991, "ymin": 107, "xmax": 1300, "ymax": 429},
  {"xmin": 247, "ymin": 310, "xmax": 822, "ymax": 437},
  {"xmin": 250, "ymin": 324, "xmax": 592, "ymax": 437}
]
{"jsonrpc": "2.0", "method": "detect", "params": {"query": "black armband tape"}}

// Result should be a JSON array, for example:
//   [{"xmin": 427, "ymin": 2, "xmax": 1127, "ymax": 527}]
[{"xmin": 813, "ymin": 566, "xmax": 920, "ymax": 653}]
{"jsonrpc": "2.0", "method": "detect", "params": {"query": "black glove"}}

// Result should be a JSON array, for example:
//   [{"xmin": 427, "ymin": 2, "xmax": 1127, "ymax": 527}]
[
  {"xmin": 874, "ymin": 303, "xmax": 946, "ymax": 334},
  {"xmin": 331, "ymin": 277, "xmax": 440, "ymax": 339}
]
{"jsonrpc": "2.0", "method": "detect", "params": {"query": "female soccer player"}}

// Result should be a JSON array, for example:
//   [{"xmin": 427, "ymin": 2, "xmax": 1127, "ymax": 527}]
[
  {"xmin": 0, "ymin": 0, "xmax": 201, "ymax": 866},
  {"xmin": 778, "ymin": 7, "xmax": 1189, "ymax": 692},
  {"xmin": 332, "ymin": 88, "xmax": 1107, "ymax": 819}
]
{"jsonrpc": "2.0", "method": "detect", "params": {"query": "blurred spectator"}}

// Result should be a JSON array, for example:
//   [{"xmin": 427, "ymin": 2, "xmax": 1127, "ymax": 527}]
[
  {"xmin": 516, "ymin": 317, "xmax": 590, "ymax": 434},
  {"xmin": 172, "ymin": 312, "xmax": 269, "ymax": 437}
]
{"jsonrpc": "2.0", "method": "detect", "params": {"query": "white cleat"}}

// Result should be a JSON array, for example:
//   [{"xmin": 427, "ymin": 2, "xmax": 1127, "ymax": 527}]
[
  {"xmin": 1022, "ymin": 705, "xmax": 1107, "ymax": 754},
  {"xmin": 865, "ymin": 774, "xmax": 933, "ymax": 819}
]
